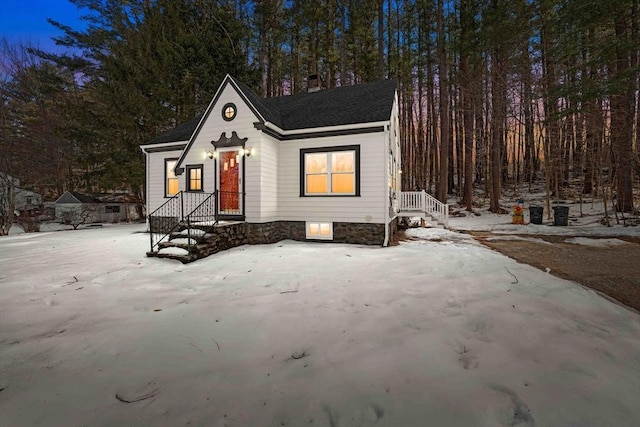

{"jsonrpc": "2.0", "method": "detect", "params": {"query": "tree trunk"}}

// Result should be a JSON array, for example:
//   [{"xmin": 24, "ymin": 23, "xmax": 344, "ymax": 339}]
[
  {"xmin": 437, "ymin": 0, "xmax": 449, "ymax": 203},
  {"xmin": 378, "ymin": 0, "xmax": 384, "ymax": 80},
  {"xmin": 611, "ymin": 5, "xmax": 634, "ymax": 212},
  {"xmin": 489, "ymin": 47, "xmax": 504, "ymax": 213}
]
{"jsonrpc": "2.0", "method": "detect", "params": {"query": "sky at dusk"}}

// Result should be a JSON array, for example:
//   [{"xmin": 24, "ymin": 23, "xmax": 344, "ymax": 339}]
[{"xmin": 0, "ymin": 0, "xmax": 86, "ymax": 53}]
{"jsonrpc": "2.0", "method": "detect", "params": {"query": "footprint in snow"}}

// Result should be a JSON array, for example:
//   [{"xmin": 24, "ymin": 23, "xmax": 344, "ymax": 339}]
[
  {"xmin": 456, "ymin": 344, "xmax": 479, "ymax": 370},
  {"xmin": 487, "ymin": 384, "xmax": 535, "ymax": 426}
]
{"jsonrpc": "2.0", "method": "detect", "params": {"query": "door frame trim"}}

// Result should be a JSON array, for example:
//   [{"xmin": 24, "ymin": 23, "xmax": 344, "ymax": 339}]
[{"xmin": 214, "ymin": 146, "xmax": 245, "ymax": 219}]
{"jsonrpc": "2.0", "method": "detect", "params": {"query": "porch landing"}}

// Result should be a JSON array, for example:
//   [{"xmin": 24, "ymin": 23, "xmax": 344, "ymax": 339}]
[{"xmin": 397, "ymin": 191, "xmax": 449, "ymax": 228}]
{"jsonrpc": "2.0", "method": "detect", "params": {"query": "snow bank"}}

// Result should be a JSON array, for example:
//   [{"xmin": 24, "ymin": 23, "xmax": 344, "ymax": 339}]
[{"xmin": 564, "ymin": 237, "xmax": 630, "ymax": 247}]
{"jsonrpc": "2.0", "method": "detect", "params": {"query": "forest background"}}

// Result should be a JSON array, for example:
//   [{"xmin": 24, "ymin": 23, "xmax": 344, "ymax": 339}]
[{"xmin": 1, "ymin": 0, "xmax": 638, "ymax": 223}]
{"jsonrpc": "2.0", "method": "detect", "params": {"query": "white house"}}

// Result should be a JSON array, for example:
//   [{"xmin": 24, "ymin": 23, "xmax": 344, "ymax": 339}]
[
  {"xmin": 0, "ymin": 174, "xmax": 43, "ymax": 212},
  {"xmin": 140, "ymin": 75, "xmax": 411, "ymax": 261},
  {"xmin": 1, "ymin": 173, "xmax": 44, "ymax": 234}
]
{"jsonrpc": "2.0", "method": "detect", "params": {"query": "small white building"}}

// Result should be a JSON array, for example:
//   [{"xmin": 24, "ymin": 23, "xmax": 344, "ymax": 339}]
[
  {"xmin": 54, "ymin": 191, "xmax": 141, "ymax": 224},
  {"xmin": 54, "ymin": 191, "xmax": 102, "ymax": 225},
  {"xmin": 141, "ymin": 75, "xmax": 404, "ymax": 258}
]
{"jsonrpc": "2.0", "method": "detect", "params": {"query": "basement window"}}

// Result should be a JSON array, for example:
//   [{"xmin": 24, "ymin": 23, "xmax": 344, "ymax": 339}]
[{"xmin": 306, "ymin": 222, "xmax": 333, "ymax": 240}]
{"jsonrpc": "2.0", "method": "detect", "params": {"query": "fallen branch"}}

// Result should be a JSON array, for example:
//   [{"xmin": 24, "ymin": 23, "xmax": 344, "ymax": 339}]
[
  {"xmin": 211, "ymin": 337, "xmax": 221, "ymax": 351},
  {"xmin": 63, "ymin": 276, "xmax": 79, "ymax": 286},
  {"xmin": 504, "ymin": 267, "xmax": 519, "ymax": 284},
  {"xmin": 291, "ymin": 351, "xmax": 308, "ymax": 360},
  {"xmin": 188, "ymin": 342, "xmax": 202, "ymax": 352},
  {"xmin": 280, "ymin": 290, "xmax": 298, "ymax": 294},
  {"xmin": 115, "ymin": 390, "xmax": 158, "ymax": 403}
]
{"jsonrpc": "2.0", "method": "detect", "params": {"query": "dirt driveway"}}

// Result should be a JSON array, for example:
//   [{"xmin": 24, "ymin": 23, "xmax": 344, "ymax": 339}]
[{"xmin": 471, "ymin": 232, "xmax": 640, "ymax": 313}]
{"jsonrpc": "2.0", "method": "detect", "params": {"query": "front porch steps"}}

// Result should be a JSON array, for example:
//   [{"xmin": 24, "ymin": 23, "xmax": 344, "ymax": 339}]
[
  {"xmin": 147, "ymin": 221, "xmax": 245, "ymax": 263},
  {"xmin": 147, "ymin": 223, "xmax": 209, "ymax": 263},
  {"xmin": 397, "ymin": 191, "xmax": 449, "ymax": 228}
]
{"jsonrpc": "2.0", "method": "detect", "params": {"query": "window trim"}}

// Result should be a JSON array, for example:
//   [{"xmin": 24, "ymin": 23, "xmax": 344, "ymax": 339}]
[
  {"xmin": 165, "ymin": 158, "xmax": 179, "ymax": 198},
  {"xmin": 186, "ymin": 164, "xmax": 204, "ymax": 192},
  {"xmin": 222, "ymin": 102, "xmax": 237, "ymax": 121},
  {"xmin": 299, "ymin": 145, "xmax": 360, "ymax": 197},
  {"xmin": 306, "ymin": 222, "xmax": 333, "ymax": 240}
]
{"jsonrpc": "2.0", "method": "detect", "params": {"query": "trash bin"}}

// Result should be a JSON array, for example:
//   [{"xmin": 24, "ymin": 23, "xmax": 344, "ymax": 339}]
[
  {"xmin": 529, "ymin": 205, "xmax": 543, "ymax": 225},
  {"xmin": 553, "ymin": 206, "xmax": 569, "ymax": 226}
]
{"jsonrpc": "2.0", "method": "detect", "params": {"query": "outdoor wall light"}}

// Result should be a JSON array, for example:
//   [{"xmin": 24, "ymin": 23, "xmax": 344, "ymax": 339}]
[
  {"xmin": 207, "ymin": 149, "xmax": 218, "ymax": 159},
  {"xmin": 244, "ymin": 147, "xmax": 254, "ymax": 157}
]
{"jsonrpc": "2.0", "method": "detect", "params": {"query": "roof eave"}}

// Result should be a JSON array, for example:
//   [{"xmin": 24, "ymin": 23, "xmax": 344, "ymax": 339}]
[
  {"xmin": 140, "ymin": 140, "xmax": 189, "ymax": 153},
  {"xmin": 263, "ymin": 119, "xmax": 391, "ymax": 136}
]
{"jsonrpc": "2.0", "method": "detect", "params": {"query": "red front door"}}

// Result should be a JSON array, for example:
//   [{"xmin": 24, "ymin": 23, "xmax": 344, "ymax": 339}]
[{"xmin": 218, "ymin": 150, "xmax": 241, "ymax": 214}]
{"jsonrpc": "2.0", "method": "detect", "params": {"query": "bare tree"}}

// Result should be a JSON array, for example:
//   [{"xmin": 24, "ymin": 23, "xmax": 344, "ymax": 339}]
[{"xmin": 56, "ymin": 205, "xmax": 98, "ymax": 230}]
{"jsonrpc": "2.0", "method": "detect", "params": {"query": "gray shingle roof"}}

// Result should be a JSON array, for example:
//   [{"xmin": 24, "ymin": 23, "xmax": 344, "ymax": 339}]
[
  {"xmin": 55, "ymin": 191, "xmax": 101, "ymax": 204},
  {"xmin": 262, "ymin": 79, "xmax": 397, "ymax": 130},
  {"xmin": 148, "ymin": 78, "xmax": 396, "ymax": 144},
  {"xmin": 149, "ymin": 115, "xmax": 203, "ymax": 144}
]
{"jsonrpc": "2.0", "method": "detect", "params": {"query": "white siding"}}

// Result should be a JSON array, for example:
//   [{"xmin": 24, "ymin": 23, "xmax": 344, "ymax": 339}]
[
  {"xmin": 256, "ymin": 134, "xmax": 279, "ymax": 222},
  {"xmin": 146, "ymin": 148, "xmax": 184, "ymax": 214},
  {"xmin": 277, "ymin": 132, "xmax": 388, "ymax": 224}
]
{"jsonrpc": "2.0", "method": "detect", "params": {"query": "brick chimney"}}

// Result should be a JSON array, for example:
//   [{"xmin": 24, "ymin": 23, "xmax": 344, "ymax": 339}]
[{"xmin": 307, "ymin": 74, "xmax": 322, "ymax": 93}]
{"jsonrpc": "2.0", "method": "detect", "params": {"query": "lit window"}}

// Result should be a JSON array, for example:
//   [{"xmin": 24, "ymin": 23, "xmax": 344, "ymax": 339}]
[
  {"xmin": 186, "ymin": 165, "xmax": 203, "ymax": 191},
  {"xmin": 166, "ymin": 159, "xmax": 179, "ymax": 197},
  {"xmin": 301, "ymin": 146, "xmax": 359, "ymax": 196},
  {"xmin": 222, "ymin": 103, "xmax": 236, "ymax": 121},
  {"xmin": 306, "ymin": 222, "xmax": 333, "ymax": 240}
]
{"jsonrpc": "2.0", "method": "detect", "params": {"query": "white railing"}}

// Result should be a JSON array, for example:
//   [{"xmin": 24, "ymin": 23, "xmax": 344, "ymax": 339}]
[
  {"xmin": 399, "ymin": 191, "xmax": 425, "ymax": 211},
  {"xmin": 398, "ymin": 191, "xmax": 449, "ymax": 227}
]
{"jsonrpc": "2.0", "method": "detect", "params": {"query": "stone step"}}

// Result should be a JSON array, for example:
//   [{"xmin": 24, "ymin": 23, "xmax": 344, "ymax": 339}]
[
  {"xmin": 146, "ymin": 250, "xmax": 198, "ymax": 264},
  {"xmin": 158, "ymin": 240, "xmax": 192, "ymax": 251},
  {"xmin": 170, "ymin": 228, "xmax": 207, "ymax": 240}
]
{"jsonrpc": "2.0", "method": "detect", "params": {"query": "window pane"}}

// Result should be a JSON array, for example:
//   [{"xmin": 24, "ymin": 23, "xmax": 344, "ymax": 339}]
[
  {"xmin": 320, "ymin": 223, "xmax": 331, "ymax": 235},
  {"xmin": 331, "ymin": 173, "xmax": 354, "ymax": 193},
  {"xmin": 166, "ymin": 160, "xmax": 178, "ymax": 195},
  {"xmin": 309, "ymin": 223, "xmax": 319, "ymax": 235},
  {"xmin": 331, "ymin": 151, "xmax": 354, "ymax": 172},
  {"xmin": 306, "ymin": 153, "xmax": 327, "ymax": 173},
  {"xmin": 168, "ymin": 178, "xmax": 179, "ymax": 195},
  {"xmin": 189, "ymin": 167, "xmax": 202, "ymax": 191},
  {"xmin": 166, "ymin": 160, "xmax": 177, "ymax": 178},
  {"xmin": 306, "ymin": 174, "xmax": 328, "ymax": 193}
]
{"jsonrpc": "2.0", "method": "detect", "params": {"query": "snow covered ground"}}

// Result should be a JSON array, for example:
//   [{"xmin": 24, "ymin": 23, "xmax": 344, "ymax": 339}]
[
  {"xmin": 447, "ymin": 193, "xmax": 640, "ymax": 238},
  {"xmin": 1, "ymin": 223, "xmax": 639, "ymax": 426}
]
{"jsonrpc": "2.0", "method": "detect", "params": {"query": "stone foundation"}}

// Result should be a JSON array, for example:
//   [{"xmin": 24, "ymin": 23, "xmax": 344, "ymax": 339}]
[
  {"xmin": 174, "ymin": 219, "xmax": 397, "ymax": 261},
  {"xmin": 332, "ymin": 222, "xmax": 386, "ymax": 245}
]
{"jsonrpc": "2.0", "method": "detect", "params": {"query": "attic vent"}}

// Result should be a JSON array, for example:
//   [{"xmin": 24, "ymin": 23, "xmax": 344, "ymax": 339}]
[{"xmin": 307, "ymin": 74, "xmax": 322, "ymax": 93}]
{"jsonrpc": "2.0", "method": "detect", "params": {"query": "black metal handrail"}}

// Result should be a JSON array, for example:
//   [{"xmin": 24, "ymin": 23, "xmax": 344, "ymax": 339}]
[
  {"xmin": 183, "ymin": 192, "xmax": 219, "ymax": 253},
  {"xmin": 148, "ymin": 191, "xmax": 213, "ymax": 252}
]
